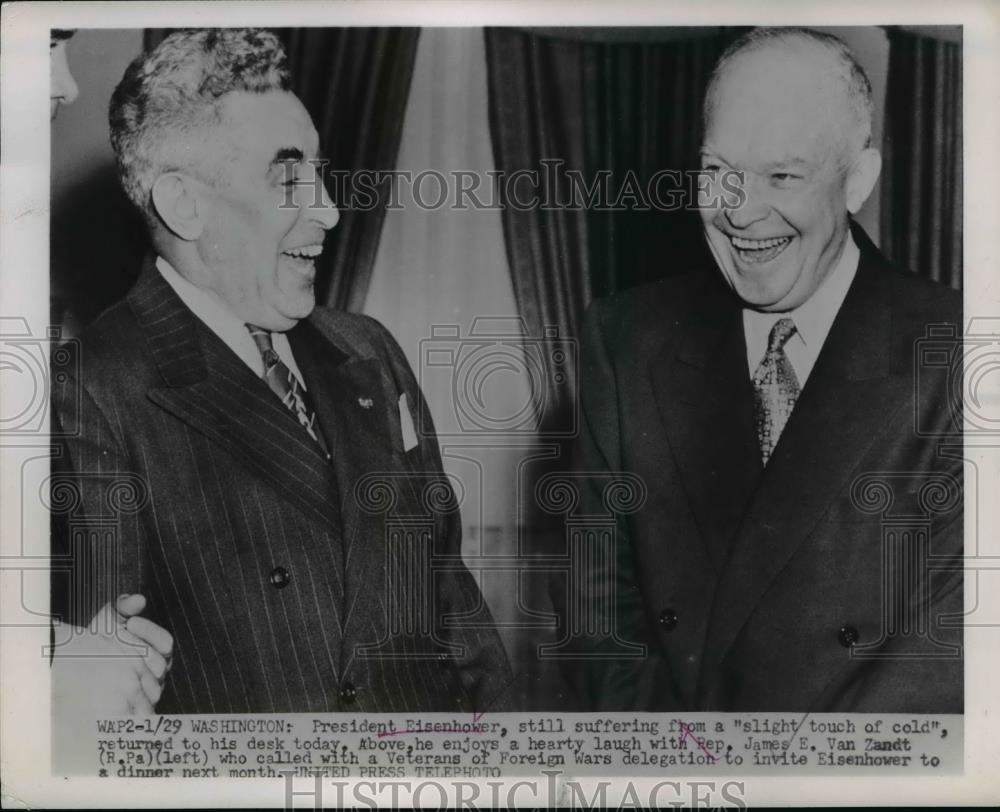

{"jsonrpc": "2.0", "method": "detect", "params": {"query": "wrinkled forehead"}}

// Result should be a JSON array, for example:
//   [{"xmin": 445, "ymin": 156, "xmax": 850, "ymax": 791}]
[{"xmin": 705, "ymin": 46, "xmax": 853, "ymax": 167}]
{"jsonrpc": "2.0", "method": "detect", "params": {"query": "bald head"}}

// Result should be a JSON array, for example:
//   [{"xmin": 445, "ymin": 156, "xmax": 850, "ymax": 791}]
[{"xmin": 705, "ymin": 28, "xmax": 873, "ymax": 166}]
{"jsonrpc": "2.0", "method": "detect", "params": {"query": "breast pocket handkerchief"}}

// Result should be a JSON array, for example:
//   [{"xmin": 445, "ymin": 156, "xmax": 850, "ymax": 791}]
[{"xmin": 399, "ymin": 392, "xmax": 419, "ymax": 452}]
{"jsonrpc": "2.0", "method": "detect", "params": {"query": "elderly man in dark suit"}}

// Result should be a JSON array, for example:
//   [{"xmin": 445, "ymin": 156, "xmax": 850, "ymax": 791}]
[
  {"xmin": 52, "ymin": 28, "xmax": 512, "ymax": 714},
  {"xmin": 555, "ymin": 27, "xmax": 962, "ymax": 713}
]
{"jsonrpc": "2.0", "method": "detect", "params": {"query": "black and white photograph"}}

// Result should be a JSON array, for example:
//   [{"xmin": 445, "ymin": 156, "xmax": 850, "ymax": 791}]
[{"xmin": 2, "ymin": 1, "xmax": 998, "ymax": 808}]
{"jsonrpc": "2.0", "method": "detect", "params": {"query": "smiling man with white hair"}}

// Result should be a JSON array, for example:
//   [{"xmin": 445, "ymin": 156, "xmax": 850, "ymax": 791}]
[
  {"xmin": 51, "ymin": 28, "xmax": 512, "ymax": 715},
  {"xmin": 557, "ymin": 27, "xmax": 963, "ymax": 713}
]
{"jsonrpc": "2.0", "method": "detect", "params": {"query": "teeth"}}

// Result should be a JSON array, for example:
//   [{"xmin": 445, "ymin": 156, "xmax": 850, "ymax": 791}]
[
  {"xmin": 282, "ymin": 244, "xmax": 323, "ymax": 259},
  {"xmin": 730, "ymin": 235, "xmax": 791, "ymax": 250}
]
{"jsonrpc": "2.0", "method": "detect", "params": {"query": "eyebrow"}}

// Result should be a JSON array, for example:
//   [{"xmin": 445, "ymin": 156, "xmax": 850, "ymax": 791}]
[
  {"xmin": 763, "ymin": 158, "xmax": 811, "ymax": 171},
  {"xmin": 700, "ymin": 150, "xmax": 813, "ymax": 173},
  {"xmin": 699, "ymin": 151, "xmax": 732, "ymax": 171},
  {"xmin": 270, "ymin": 147, "xmax": 305, "ymax": 166}
]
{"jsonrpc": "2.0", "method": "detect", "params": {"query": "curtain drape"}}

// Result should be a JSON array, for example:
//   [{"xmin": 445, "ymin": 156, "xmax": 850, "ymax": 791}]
[
  {"xmin": 144, "ymin": 28, "xmax": 420, "ymax": 310},
  {"xmin": 484, "ymin": 27, "xmax": 743, "ymax": 431},
  {"xmin": 880, "ymin": 27, "xmax": 963, "ymax": 289}
]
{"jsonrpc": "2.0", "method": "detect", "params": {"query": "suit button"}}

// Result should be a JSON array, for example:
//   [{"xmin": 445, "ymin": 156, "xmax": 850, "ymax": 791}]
[
  {"xmin": 269, "ymin": 566, "xmax": 290, "ymax": 589},
  {"xmin": 339, "ymin": 682, "xmax": 357, "ymax": 704},
  {"xmin": 838, "ymin": 625, "xmax": 860, "ymax": 648},
  {"xmin": 658, "ymin": 609, "xmax": 678, "ymax": 631}
]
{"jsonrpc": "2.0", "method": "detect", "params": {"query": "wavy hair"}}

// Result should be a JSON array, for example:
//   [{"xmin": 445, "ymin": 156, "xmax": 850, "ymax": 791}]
[{"xmin": 109, "ymin": 28, "xmax": 291, "ymax": 220}]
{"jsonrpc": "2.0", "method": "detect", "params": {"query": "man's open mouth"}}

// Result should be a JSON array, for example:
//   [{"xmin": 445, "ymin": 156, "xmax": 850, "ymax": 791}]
[
  {"xmin": 281, "ymin": 244, "xmax": 323, "ymax": 274},
  {"xmin": 729, "ymin": 234, "xmax": 793, "ymax": 264}
]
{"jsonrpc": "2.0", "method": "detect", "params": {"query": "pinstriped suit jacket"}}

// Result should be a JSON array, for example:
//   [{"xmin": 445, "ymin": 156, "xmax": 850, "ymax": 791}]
[{"xmin": 51, "ymin": 264, "xmax": 514, "ymax": 714}]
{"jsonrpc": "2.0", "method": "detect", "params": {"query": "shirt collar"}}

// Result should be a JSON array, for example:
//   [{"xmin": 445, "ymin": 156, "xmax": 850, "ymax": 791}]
[
  {"xmin": 155, "ymin": 256, "xmax": 266, "ymax": 377},
  {"xmin": 785, "ymin": 231, "xmax": 859, "ymax": 350}
]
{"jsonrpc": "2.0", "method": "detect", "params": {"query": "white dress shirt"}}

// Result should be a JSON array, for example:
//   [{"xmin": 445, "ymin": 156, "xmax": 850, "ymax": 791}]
[
  {"xmin": 743, "ymin": 232, "xmax": 860, "ymax": 387},
  {"xmin": 156, "ymin": 256, "xmax": 308, "ymax": 389}
]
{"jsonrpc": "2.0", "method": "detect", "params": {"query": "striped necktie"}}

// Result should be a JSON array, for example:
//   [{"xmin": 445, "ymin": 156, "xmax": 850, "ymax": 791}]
[
  {"xmin": 246, "ymin": 326, "xmax": 331, "ymax": 460},
  {"xmin": 752, "ymin": 317, "xmax": 800, "ymax": 465}
]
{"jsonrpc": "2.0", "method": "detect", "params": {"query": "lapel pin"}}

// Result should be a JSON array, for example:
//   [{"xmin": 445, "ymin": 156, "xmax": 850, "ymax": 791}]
[{"xmin": 358, "ymin": 397, "xmax": 374, "ymax": 409}]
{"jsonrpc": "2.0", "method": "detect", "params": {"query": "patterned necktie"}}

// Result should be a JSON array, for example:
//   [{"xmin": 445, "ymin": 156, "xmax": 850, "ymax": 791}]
[
  {"xmin": 246, "ymin": 326, "xmax": 331, "ymax": 460},
  {"xmin": 752, "ymin": 317, "xmax": 800, "ymax": 465}
]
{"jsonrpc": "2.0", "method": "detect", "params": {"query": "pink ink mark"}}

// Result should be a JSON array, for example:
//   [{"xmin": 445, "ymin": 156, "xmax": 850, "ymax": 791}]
[
  {"xmin": 679, "ymin": 722, "xmax": 718, "ymax": 762},
  {"xmin": 376, "ymin": 712, "xmax": 487, "ymax": 739}
]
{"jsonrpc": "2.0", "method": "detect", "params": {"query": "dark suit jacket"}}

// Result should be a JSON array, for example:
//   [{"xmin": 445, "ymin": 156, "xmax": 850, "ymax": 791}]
[
  {"xmin": 554, "ymin": 225, "xmax": 963, "ymax": 713},
  {"xmin": 51, "ymin": 264, "xmax": 513, "ymax": 714}
]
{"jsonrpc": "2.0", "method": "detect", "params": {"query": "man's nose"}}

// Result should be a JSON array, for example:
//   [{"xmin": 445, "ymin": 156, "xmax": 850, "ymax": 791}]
[
  {"xmin": 307, "ymin": 171, "xmax": 340, "ymax": 231},
  {"xmin": 724, "ymin": 177, "xmax": 769, "ymax": 230},
  {"xmin": 53, "ymin": 50, "xmax": 79, "ymax": 105},
  {"xmin": 314, "ymin": 181, "xmax": 340, "ymax": 230}
]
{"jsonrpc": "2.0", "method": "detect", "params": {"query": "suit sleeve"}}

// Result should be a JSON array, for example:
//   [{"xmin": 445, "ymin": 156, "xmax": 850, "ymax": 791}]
[
  {"xmin": 365, "ymin": 318, "xmax": 518, "ymax": 712},
  {"xmin": 549, "ymin": 300, "xmax": 671, "ymax": 710},
  {"xmin": 51, "ymin": 356, "xmax": 144, "ymax": 630}
]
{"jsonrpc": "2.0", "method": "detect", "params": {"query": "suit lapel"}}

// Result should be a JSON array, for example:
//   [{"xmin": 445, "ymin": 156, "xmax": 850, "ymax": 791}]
[
  {"xmin": 129, "ymin": 267, "xmax": 343, "ymax": 531},
  {"xmin": 290, "ymin": 316, "xmax": 403, "ymax": 667},
  {"xmin": 698, "ymin": 239, "xmax": 908, "ymax": 696},
  {"xmin": 650, "ymin": 272, "xmax": 763, "ymax": 571}
]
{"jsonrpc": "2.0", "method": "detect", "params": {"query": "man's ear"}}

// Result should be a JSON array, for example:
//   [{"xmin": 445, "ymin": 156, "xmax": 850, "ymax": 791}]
[
  {"xmin": 845, "ymin": 147, "xmax": 882, "ymax": 215},
  {"xmin": 151, "ymin": 173, "xmax": 205, "ymax": 241}
]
